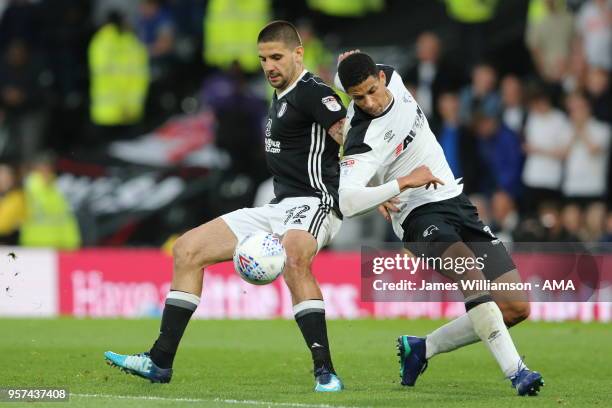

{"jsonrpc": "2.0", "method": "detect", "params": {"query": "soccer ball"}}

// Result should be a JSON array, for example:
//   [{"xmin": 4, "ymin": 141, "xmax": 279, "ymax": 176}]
[{"xmin": 233, "ymin": 232, "xmax": 286, "ymax": 285}]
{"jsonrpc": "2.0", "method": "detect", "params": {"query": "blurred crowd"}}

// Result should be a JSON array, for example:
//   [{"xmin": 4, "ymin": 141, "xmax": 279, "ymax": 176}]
[
  {"xmin": 0, "ymin": 0, "xmax": 610, "ymax": 248},
  {"xmin": 402, "ymin": 0, "xmax": 612, "ymax": 246}
]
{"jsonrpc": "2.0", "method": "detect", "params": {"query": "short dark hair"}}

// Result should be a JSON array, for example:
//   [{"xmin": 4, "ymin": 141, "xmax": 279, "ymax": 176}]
[
  {"xmin": 257, "ymin": 20, "xmax": 302, "ymax": 48},
  {"xmin": 337, "ymin": 52, "xmax": 378, "ymax": 91}
]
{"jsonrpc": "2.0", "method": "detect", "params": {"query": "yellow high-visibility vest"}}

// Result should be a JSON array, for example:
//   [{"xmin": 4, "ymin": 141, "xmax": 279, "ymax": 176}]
[
  {"xmin": 307, "ymin": 0, "xmax": 383, "ymax": 17},
  {"xmin": 528, "ymin": 0, "xmax": 566, "ymax": 23},
  {"xmin": 204, "ymin": 0, "xmax": 271, "ymax": 73},
  {"xmin": 444, "ymin": 0, "xmax": 498, "ymax": 24},
  {"xmin": 89, "ymin": 24, "xmax": 149, "ymax": 126},
  {"xmin": 19, "ymin": 172, "xmax": 81, "ymax": 249}
]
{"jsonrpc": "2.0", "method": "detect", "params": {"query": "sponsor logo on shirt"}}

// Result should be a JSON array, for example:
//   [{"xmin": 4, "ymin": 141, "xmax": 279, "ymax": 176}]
[
  {"xmin": 322, "ymin": 96, "xmax": 342, "ymax": 112},
  {"xmin": 265, "ymin": 137, "xmax": 281, "ymax": 154},
  {"xmin": 395, "ymin": 130, "xmax": 415, "ymax": 157},
  {"xmin": 264, "ymin": 118, "xmax": 281, "ymax": 153}
]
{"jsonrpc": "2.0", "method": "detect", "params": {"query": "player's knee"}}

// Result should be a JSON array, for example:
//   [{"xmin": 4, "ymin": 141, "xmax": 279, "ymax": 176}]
[
  {"xmin": 173, "ymin": 233, "xmax": 208, "ymax": 271},
  {"xmin": 284, "ymin": 252, "xmax": 312, "ymax": 274},
  {"xmin": 282, "ymin": 251, "xmax": 313, "ymax": 286},
  {"xmin": 500, "ymin": 302, "xmax": 530, "ymax": 327}
]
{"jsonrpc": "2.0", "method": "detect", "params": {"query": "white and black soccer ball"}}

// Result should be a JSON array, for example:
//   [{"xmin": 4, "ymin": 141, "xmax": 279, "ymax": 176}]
[{"xmin": 233, "ymin": 232, "xmax": 286, "ymax": 285}]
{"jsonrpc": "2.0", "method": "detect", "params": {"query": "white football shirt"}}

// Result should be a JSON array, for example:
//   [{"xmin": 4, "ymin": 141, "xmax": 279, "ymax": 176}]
[{"xmin": 338, "ymin": 65, "xmax": 463, "ymax": 239}]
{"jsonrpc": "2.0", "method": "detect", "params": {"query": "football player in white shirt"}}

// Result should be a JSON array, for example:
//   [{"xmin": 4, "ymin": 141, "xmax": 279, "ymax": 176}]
[{"xmin": 336, "ymin": 51, "xmax": 544, "ymax": 396}]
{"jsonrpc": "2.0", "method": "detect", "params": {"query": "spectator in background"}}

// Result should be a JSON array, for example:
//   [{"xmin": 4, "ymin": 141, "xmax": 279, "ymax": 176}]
[
  {"xmin": 561, "ymin": 203, "xmax": 584, "ymax": 239},
  {"xmin": 562, "ymin": 92, "xmax": 610, "ymax": 205},
  {"xmin": 443, "ymin": 0, "xmax": 498, "ymax": 69},
  {"xmin": 500, "ymin": 74, "xmax": 527, "ymax": 136},
  {"xmin": 585, "ymin": 66, "xmax": 612, "ymax": 124},
  {"xmin": 0, "ymin": 39, "xmax": 46, "ymax": 160},
  {"xmin": 0, "ymin": 0, "xmax": 42, "ymax": 51},
  {"xmin": 92, "ymin": 0, "xmax": 140, "ymax": 28},
  {"xmin": 306, "ymin": 0, "xmax": 384, "ymax": 17},
  {"xmin": 199, "ymin": 62, "xmax": 268, "ymax": 178},
  {"xmin": 575, "ymin": 0, "xmax": 612, "ymax": 70},
  {"xmin": 403, "ymin": 31, "xmax": 463, "ymax": 126},
  {"xmin": 522, "ymin": 87, "xmax": 572, "ymax": 212},
  {"xmin": 459, "ymin": 62, "xmax": 501, "ymax": 125},
  {"xmin": 599, "ymin": 211, "xmax": 612, "ymax": 242},
  {"xmin": 297, "ymin": 20, "xmax": 332, "ymax": 78},
  {"xmin": 490, "ymin": 190, "xmax": 519, "ymax": 243},
  {"xmin": 136, "ymin": 0, "xmax": 175, "ymax": 79},
  {"xmin": 583, "ymin": 201, "xmax": 606, "ymax": 241},
  {"xmin": 472, "ymin": 109, "xmax": 524, "ymax": 199},
  {"xmin": 562, "ymin": 43, "xmax": 589, "ymax": 93},
  {"xmin": 541, "ymin": 201, "xmax": 581, "ymax": 241},
  {"xmin": 435, "ymin": 91, "xmax": 482, "ymax": 194},
  {"xmin": 88, "ymin": 11, "xmax": 149, "ymax": 145},
  {"xmin": 0, "ymin": 162, "xmax": 25, "ymax": 245},
  {"xmin": 526, "ymin": 0, "xmax": 574, "ymax": 88},
  {"xmin": 203, "ymin": 0, "xmax": 270, "ymax": 74},
  {"xmin": 19, "ymin": 153, "xmax": 81, "ymax": 249}
]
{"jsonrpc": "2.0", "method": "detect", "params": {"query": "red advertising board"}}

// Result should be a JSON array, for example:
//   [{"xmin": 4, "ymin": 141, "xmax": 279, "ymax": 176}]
[{"xmin": 57, "ymin": 250, "xmax": 612, "ymax": 321}]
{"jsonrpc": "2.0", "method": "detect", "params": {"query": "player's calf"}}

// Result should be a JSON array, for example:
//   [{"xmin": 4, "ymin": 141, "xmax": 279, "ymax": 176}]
[{"xmin": 282, "ymin": 230, "xmax": 341, "ymax": 391}]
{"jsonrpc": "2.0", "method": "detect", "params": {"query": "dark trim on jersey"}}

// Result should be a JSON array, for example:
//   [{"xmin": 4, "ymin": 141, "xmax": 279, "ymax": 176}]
[
  {"xmin": 344, "ymin": 114, "xmax": 373, "ymax": 156},
  {"xmin": 344, "ymin": 122, "xmax": 373, "ymax": 156}
]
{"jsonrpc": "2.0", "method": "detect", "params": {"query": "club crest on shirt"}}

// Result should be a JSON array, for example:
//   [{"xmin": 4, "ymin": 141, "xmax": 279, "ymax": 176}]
[
  {"xmin": 277, "ymin": 101, "xmax": 288, "ymax": 118},
  {"xmin": 322, "ymin": 96, "xmax": 341, "ymax": 112},
  {"xmin": 423, "ymin": 225, "xmax": 439, "ymax": 237}
]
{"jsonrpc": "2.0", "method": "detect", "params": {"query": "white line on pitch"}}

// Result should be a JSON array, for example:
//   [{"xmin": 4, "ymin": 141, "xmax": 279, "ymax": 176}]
[{"xmin": 71, "ymin": 393, "xmax": 365, "ymax": 408}]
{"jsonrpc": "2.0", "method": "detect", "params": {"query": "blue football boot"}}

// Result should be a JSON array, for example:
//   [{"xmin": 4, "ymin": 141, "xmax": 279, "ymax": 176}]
[
  {"xmin": 104, "ymin": 351, "xmax": 172, "ymax": 383},
  {"xmin": 511, "ymin": 368, "xmax": 544, "ymax": 396},
  {"xmin": 314, "ymin": 367, "xmax": 344, "ymax": 392},
  {"xmin": 397, "ymin": 335, "xmax": 428, "ymax": 386}
]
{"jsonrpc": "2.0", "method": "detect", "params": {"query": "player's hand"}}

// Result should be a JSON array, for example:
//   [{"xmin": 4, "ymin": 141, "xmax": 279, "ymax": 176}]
[
  {"xmin": 337, "ymin": 49, "xmax": 361, "ymax": 66},
  {"xmin": 378, "ymin": 197, "xmax": 400, "ymax": 222},
  {"xmin": 399, "ymin": 165, "xmax": 445, "ymax": 191}
]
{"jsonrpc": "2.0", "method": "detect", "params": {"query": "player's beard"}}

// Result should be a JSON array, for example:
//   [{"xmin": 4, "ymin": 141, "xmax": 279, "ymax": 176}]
[
  {"xmin": 269, "ymin": 64, "xmax": 297, "ymax": 91},
  {"xmin": 268, "ymin": 74, "xmax": 287, "ymax": 90}
]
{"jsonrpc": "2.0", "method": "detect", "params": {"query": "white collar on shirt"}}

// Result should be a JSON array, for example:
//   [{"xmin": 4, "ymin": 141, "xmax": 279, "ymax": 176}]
[{"xmin": 276, "ymin": 69, "xmax": 308, "ymax": 99}]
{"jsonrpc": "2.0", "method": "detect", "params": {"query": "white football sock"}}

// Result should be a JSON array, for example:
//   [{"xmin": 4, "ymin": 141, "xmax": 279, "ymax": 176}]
[
  {"xmin": 425, "ymin": 313, "xmax": 479, "ymax": 359},
  {"xmin": 467, "ymin": 301, "xmax": 526, "ymax": 378}
]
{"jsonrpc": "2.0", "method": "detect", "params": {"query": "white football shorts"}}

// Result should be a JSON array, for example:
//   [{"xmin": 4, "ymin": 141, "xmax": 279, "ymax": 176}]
[{"xmin": 221, "ymin": 196, "xmax": 342, "ymax": 252}]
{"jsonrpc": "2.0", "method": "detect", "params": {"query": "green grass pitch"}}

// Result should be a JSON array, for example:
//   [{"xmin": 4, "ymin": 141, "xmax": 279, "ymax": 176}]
[{"xmin": 2, "ymin": 318, "xmax": 611, "ymax": 407}]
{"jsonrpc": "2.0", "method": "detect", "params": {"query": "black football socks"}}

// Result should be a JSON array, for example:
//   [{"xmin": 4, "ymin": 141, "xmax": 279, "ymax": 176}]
[
  {"xmin": 294, "ymin": 299, "xmax": 335, "ymax": 375},
  {"xmin": 149, "ymin": 290, "xmax": 200, "ymax": 369}
]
